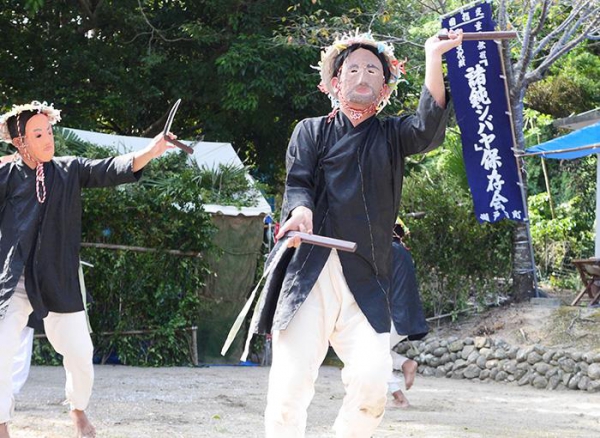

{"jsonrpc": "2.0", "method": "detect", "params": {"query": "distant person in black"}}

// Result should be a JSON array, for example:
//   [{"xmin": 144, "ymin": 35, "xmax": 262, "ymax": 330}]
[{"xmin": 388, "ymin": 220, "xmax": 429, "ymax": 408}]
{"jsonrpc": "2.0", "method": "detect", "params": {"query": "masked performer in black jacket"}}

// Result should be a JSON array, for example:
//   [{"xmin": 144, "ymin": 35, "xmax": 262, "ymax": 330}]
[
  {"xmin": 0, "ymin": 101, "xmax": 175, "ymax": 438},
  {"xmin": 251, "ymin": 29, "xmax": 462, "ymax": 438}
]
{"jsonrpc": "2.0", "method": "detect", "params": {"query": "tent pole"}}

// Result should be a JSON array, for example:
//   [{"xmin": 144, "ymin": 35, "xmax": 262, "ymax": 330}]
[
  {"xmin": 594, "ymin": 154, "xmax": 600, "ymax": 258},
  {"xmin": 497, "ymin": 40, "xmax": 539, "ymax": 298},
  {"xmin": 541, "ymin": 157, "xmax": 556, "ymax": 220}
]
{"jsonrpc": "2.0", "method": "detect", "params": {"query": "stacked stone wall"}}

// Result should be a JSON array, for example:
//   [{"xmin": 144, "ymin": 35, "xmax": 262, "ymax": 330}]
[{"xmin": 395, "ymin": 336, "xmax": 600, "ymax": 392}]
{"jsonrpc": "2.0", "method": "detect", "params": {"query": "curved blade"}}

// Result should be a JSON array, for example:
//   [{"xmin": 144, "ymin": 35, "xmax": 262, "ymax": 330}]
[{"xmin": 163, "ymin": 99, "xmax": 181, "ymax": 136}]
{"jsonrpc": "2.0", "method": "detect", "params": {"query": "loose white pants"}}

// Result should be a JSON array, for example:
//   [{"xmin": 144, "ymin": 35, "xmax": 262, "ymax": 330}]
[
  {"xmin": 265, "ymin": 250, "xmax": 392, "ymax": 438},
  {"xmin": 0, "ymin": 287, "xmax": 94, "ymax": 423},
  {"xmin": 388, "ymin": 324, "xmax": 408, "ymax": 393},
  {"xmin": 12, "ymin": 326, "xmax": 34, "ymax": 395}
]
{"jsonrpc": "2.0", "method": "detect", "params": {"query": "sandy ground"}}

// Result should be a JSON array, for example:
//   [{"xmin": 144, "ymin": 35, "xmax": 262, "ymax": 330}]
[{"xmin": 8, "ymin": 363, "xmax": 600, "ymax": 438}]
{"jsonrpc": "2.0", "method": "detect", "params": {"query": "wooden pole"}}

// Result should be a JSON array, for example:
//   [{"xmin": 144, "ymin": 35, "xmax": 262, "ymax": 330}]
[
  {"xmin": 80, "ymin": 242, "xmax": 203, "ymax": 258},
  {"xmin": 540, "ymin": 158, "xmax": 556, "ymax": 219},
  {"xmin": 438, "ymin": 30, "xmax": 518, "ymax": 40}
]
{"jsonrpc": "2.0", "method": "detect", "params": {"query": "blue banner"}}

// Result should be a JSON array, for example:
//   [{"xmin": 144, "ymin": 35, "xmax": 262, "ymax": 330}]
[{"xmin": 442, "ymin": 1, "xmax": 524, "ymax": 223}]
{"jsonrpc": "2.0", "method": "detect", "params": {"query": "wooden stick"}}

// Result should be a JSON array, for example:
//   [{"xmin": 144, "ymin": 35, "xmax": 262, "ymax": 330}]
[
  {"xmin": 165, "ymin": 135, "xmax": 194, "ymax": 154},
  {"xmin": 81, "ymin": 242, "xmax": 203, "ymax": 258},
  {"xmin": 287, "ymin": 231, "xmax": 357, "ymax": 253},
  {"xmin": 438, "ymin": 30, "xmax": 518, "ymax": 41}
]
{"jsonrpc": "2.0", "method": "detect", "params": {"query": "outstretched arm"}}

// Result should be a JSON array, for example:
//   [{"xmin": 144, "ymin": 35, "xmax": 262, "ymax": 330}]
[{"xmin": 424, "ymin": 29, "xmax": 463, "ymax": 108}]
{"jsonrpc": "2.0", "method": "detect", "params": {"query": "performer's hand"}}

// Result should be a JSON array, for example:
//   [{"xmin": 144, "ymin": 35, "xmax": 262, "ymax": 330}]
[
  {"xmin": 131, "ymin": 132, "xmax": 176, "ymax": 172},
  {"xmin": 148, "ymin": 131, "xmax": 177, "ymax": 159},
  {"xmin": 425, "ymin": 28, "xmax": 463, "ymax": 58},
  {"xmin": 276, "ymin": 206, "xmax": 313, "ymax": 248}
]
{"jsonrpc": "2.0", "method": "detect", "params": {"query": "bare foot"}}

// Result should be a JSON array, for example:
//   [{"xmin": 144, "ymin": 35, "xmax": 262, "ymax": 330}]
[
  {"xmin": 69, "ymin": 410, "xmax": 96, "ymax": 438},
  {"xmin": 0, "ymin": 423, "xmax": 9, "ymax": 438},
  {"xmin": 390, "ymin": 389, "xmax": 410, "ymax": 408},
  {"xmin": 402, "ymin": 359, "xmax": 418, "ymax": 390}
]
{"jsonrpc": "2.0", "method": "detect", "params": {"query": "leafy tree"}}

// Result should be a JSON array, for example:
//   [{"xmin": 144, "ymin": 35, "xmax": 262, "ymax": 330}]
[
  {"xmin": 526, "ymin": 49, "xmax": 600, "ymax": 118},
  {"xmin": 1, "ymin": 0, "xmax": 324, "ymax": 187}
]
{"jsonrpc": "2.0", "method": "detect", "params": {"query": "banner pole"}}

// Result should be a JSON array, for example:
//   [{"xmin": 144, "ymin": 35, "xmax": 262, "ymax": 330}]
[{"xmin": 496, "ymin": 40, "xmax": 539, "ymax": 297}]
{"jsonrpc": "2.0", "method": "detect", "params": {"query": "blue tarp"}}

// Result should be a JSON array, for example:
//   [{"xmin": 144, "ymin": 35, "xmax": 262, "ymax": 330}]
[{"xmin": 525, "ymin": 122, "xmax": 600, "ymax": 160}]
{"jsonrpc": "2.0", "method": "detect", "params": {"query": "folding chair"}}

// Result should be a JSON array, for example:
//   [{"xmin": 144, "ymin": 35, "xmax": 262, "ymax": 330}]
[{"xmin": 571, "ymin": 258, "xmax": 600, "ymax": 307}]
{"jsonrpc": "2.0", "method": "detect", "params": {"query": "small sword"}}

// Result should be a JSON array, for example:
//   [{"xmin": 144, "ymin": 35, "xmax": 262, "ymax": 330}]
[
  {"xmin": 162, "ymin": 99, "xmax": 194, "ymax": 154},
  {"xmin": 438, "ymin": 30, "xmax": 518, "ymax": 41}
]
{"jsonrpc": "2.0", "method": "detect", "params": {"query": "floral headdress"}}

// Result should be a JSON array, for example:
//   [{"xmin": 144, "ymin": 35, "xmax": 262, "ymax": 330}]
[
  {"xmin": 0, "ymin": 101, "xmax": 61, "ymax": 144},
  {"xmin": 0, "ymin": 101, "xmax": 61, "ymax": 204},
  {"xmin": 315, "ymin": 30, "xmax": 406, "ymax": 115}
]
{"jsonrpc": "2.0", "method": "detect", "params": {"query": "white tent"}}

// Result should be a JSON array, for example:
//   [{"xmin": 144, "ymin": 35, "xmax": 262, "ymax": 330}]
[{"xmin": 64, "ymin": 127, "xmax": 272, "ymax": 217}]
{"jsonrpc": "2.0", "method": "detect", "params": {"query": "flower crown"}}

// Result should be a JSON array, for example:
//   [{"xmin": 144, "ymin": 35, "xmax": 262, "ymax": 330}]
[
  {"xmin": 0, "ymin": 101, "xmax": 62, "ymax": 144},
  {"xmin": 315, "ymin": 30, "xmax": 406, "ymax": 113}
]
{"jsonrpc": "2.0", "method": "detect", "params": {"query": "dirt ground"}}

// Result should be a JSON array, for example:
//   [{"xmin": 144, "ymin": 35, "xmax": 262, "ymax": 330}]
[
  {"xmin": 427, "ymin": 290, "xmax": 600, "ymax": 354},
  {"xmin": 8, "ymin": 298, "xmax": 600, "ymax": 438},
  {"xmin": 8, "ymin": 363, "xmax": 600, "ymax": 437}
]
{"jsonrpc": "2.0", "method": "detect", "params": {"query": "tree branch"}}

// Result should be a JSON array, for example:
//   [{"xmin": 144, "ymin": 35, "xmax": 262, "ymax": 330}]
[
  {"xmin": 532, "ymin": 0, "xmax": 589, "ymax": 58},
  {"xmin": 514, "ymin": 1, "xmax": 538, "ymax": 95},
  {"xmin": 531, "ymin": 0, "xmax": 551, "ymax": 37}
]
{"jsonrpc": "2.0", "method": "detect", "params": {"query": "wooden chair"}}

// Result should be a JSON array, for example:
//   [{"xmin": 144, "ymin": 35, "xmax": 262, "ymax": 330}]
[{"xmin": 570, "ymin": 258, "xmax": 600, "ymax": 306}]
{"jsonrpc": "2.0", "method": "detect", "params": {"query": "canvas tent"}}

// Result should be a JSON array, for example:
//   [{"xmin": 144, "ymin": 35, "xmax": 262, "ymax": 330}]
[{"xmin": 64, "ymin": 127, "xmax": 272, "ymax": 362}]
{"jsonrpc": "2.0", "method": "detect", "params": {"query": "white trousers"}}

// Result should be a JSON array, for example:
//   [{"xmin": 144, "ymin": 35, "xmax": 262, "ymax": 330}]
[
  {"xmin": 12, "ymin": 326, "xmax": 34, "ymax": 395},
  {"xmin": 388, "ymin": 324, "xmax": 408, "ymax": 394},
  {"xmin": 0, "ymin": 288, "xmax": 94, "ymax": 423},
  {"xmin": 265, "ymin": 250, "xmax": 391, "ymax": 438}
]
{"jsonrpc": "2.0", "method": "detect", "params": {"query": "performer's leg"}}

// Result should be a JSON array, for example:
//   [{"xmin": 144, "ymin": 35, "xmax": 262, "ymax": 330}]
[
  {"xmin": 43, "ymin": 311, "xmax": 95, "ymax": 438},
  {"xmin": 391, "ymin": 350, "xmax": 408, "ymax": 370},
  {"xmin": 265, "ymin": 252, "xmax": 342, "ymax": 438},
  {"xmin": 12, "ymin": 326, "xmax": 34, "ymax": 396},
  {"xmin": 0, "ymin": 289, "xmax": 33, "ymax": 435},
  {"xmin": 327, "ymin": 252, "xmax": 391, "ymax": 438},
  {"xmin": 389, "ymin": 324, "xmax": 417, "ymax": 391}
]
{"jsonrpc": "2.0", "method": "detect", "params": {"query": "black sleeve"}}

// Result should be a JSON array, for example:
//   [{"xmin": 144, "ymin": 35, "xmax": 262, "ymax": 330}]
[
  {"xmin": 76, "ymin": 154, "xmax": 142, "ymax": 188},
  {"xmin": 280, "ymin": 120, "xmax": 320, "ymax": 222},
  {"xmin": 388, "ymin": 85, "xmax": 452, "ymax": 157}
]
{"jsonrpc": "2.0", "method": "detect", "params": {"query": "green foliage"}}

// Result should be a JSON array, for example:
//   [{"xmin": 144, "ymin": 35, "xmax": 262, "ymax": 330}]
[
  {"xmin": 401, "ymin": 169, "xmax": 513, "ymax": 317},
  {"xmin": 526, "ymin": 49, "xmax": 600, "ymax": 118},
  {"xmin": 520, "ymin": 109, "xmax": 596, "ymax": 288},
  {"xmin": 151, "ymin": 161, "xmax": 263, "ymax": 208},
  {"xmin": 31, "ymin": 338, "xmax": 62, "ymax": 366},
  {"xmin": 79, "ymin": 150, "xmax": 216, "ymax": 366},
  {"xmin": 527, "ymin": 181, "xmax": 595, "ymax": 288}
]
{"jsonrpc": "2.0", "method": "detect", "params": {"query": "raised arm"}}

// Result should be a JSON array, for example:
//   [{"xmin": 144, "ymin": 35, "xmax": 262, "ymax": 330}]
[{"xmin": 424, "ymin": 29, "xmax": 463, "ymax": 109}]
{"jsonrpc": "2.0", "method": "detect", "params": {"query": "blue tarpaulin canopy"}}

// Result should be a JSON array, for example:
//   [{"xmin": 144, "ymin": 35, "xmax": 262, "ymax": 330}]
[
  {"xmin": 524, "ymin": 122, "xmax": 600, "ymax": 159},
  {"xmin": 524, "ymin": 121, "xmax": 600, "ymax": 258}
]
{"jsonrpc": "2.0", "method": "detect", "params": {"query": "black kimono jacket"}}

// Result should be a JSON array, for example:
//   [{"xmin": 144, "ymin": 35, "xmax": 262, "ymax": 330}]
[
  {"xmin": 253, "ymin": 86, "xmax": 450, "ymax": 335},
  {"xmin": 0, "ymin": 155, "xmax": 141, "ymax": 319}
]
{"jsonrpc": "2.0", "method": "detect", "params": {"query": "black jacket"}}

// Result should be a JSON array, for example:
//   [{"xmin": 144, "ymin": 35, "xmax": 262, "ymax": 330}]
[
  {"xmin": 253, "ymin": 86, "xmax": 450, "ymax": 335},
  {"xmin": 0, "ymin": 155, "xmax": 141, "ymax": 319}
]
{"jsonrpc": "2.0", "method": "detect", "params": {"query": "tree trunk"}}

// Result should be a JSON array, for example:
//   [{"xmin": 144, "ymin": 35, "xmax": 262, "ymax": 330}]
[
  {"xmin": 510, "ymin": 86, "xmax": 536, "ymax": 301},
  {"xmin": 512, "ymin": 221, "xmax": 535, "ymax": 301}
]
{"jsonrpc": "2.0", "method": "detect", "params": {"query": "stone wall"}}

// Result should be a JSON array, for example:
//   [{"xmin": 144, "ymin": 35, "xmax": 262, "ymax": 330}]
[{"xmin": 395, "ymin": 336, "xmax": 600, "ymax": 392}]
